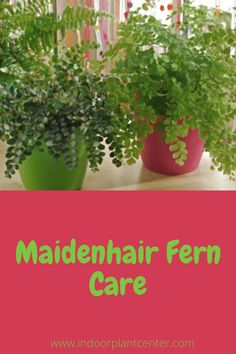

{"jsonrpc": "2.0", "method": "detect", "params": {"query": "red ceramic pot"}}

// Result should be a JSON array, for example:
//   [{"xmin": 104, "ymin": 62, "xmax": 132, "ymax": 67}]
[{"xmin": 141, "ymin": 128, "xmax": 204, "ymax": 175}]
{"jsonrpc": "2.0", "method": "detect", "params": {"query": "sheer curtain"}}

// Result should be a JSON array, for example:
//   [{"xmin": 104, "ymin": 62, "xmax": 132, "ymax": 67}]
[
  {"xmin": 132, "ymin": 0, "xmax": 173, "ymax": 24},
  {"xmin": 55, "ymin": 0, "xmax": 128, "ymax": 57}
]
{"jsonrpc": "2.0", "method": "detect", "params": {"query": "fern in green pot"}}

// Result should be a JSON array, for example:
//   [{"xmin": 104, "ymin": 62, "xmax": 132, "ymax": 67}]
[
  {"xmin": 0, "ymin": 1, "xmax": 131, "ymax": 190},
  {"xmin": 0, "ymin": 38, "xmax": 135, "ymax": 190}
]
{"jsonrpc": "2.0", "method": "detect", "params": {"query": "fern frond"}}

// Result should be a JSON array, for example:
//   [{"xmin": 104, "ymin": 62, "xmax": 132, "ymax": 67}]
[{"xmin": 0, "ymin": 0, "xmax": 111, "ymax": 78}]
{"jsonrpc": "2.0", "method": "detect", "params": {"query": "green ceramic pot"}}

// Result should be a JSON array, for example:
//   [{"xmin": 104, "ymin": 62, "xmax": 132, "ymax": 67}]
[{"xmin": 19, "ymin": 139, "xmax": 88, "ymax": 190}]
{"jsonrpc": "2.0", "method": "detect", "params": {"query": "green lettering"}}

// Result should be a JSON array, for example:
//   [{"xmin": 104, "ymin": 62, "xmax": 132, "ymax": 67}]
[
  {"xmin": 167, "ymin": 239, "xmax": 180, "ymax": 264},
  {"xmin": 105, "ymin": 276, "xmax": 119, "ymax": 296},
  {"xmin": 194, "ymin": 246, "xmax": 207, "ymax": 264},
  {"xmin": 133, "ymin": 276, "xmax": 147, "ymax": 295},
  {"xmin": 107, "ymin": 240, "xmax": 121, "ymax": 265},
  {"xmin": 123, "ymin": 245, "xmax": 137, "ymax": 264},
  {"xmin": 77, "ymin": 245, "xmax": 91, "ymax": 264},
  {"xmin": 179, "ymin": 245, "xmax": 193, "ymax": 264},
  {"xmin": 146, "ymin": 246, "xmax": 159, "ymax": 264},
  {"xmin": 39, "ymin": 246, "xmax": 53, "ymax": 264},
  {"xmin": 89, "ymin": 271, "xmax": 104, "ymax": 297},
  {"xmin": 91, "ymin": 245, "xmax": 105, "ymax": 264},
  {"xmin": 61, "ymin": 238, "xmax": 76, "ymax": 264},
  {"xmin": 16, "ymin": 240, "xmax": 38, "ymax": 264},
  {"xmin": 207, "ymin": 245, "xmax": 221, "ymax": 264}
]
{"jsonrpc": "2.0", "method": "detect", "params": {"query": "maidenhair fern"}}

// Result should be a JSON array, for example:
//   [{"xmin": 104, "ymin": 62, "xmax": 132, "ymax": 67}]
[
  {"xmin": 0, "ymin": 0, "xmax": 110, "ymax": 81},
  {"xmin": 104, "ymin": 4, "xmax": 236, "ymax": 178}
]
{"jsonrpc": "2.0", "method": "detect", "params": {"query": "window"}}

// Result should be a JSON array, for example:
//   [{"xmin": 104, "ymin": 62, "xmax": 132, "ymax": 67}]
[
  {"xmin": 193, "ymin": 0, "xmax": 235, "ymax": 28},
  {"xmin": 132, "ymin": 0, "xmax": 174, "ymax": 24},
  {"xmin": 193, "ymin": 0, "xmax": 233, "ymax": 12},
  {"xmin": 132, "ymin": 0, "xmax": 236, "ymax": 27}
]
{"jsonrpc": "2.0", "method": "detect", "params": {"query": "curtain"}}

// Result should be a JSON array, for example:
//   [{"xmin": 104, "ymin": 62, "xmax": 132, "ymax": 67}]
[{"xmin": 62, "ymin": 0, "xmax": 128, "ymax": 57}]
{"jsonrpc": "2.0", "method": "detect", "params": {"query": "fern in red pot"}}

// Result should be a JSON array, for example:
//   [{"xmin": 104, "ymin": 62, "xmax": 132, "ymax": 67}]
[{"xmin": 104, "ymin": 2, "xmax": 236, "ymax": 179}]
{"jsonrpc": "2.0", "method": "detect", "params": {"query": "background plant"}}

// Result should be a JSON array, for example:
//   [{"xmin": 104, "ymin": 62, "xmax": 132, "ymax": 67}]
[
  {"xmin": 104, "ymin": 2, "xmax": 236, "ymax": 178},
  {"xmin": 0, "ymin": 0, "xmax": 110, "ymax": 82}
]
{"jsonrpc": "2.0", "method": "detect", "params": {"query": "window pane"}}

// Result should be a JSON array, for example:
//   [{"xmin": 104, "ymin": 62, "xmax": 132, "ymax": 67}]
[
  {"xmin": 132, "ymin": 0, "xmax": 173, "ymax": 24},
  {"xmin": 193, "ymin": 0, "xmax": 233, "ymax": 12}
]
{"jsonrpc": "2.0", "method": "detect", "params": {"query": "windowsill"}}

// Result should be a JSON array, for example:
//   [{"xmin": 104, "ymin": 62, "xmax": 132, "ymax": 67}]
[{"xmin": 0, "ymin": 143, "xmax": 235, "ymax": 190}]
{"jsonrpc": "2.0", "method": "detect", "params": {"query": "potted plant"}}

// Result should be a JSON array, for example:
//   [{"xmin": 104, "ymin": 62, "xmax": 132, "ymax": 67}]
[
  {"xmin": 104, "ymin": 1, "xmax": 236, "ymax": 179},
  {"xmin": 0, "ymin": 41, "xmax": 133, "ymax": 190},
  {"xmin": 0, "ymin": 0, "xmax": 134, "ymax": 190}
]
